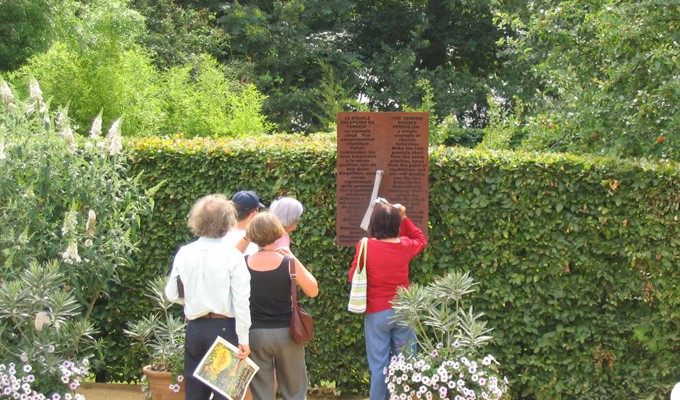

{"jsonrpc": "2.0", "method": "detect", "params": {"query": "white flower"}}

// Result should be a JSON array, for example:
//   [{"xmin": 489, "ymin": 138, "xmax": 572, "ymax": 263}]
[
  {"xmin": 62, "ymin": 125, "xmax": 75, "ymax": 150},
  {"xmin": 56, "ymin": 109, "xmax": 68, "ymax": 129},
  {"xmin": 34, "ymin": 312, "xmax": 50, "ymax": 331},
  {"xmin": 1, "ymin": 80, "xmax": 13, "ymax": 107},
  {"xmin": 62, "ymin": 241, "xmax": 81, "ymax": 263},
  {"xmin": 61, "ymin": 209, "xmax": 78, "ymax": 237},
  {"xmin": 106, "ymin": 118, "xmax": 122, "ymax": 156},
  {"xmin": 85, "ymin": 210, "xmax": 97, "ymax": 237},
  {"xmin": 29, "ymin": 79, "xmax": 43, "ymax": 103},
  {"xmin": 90, "ymin": 112, "xmax": 103, "ymax": 139}
]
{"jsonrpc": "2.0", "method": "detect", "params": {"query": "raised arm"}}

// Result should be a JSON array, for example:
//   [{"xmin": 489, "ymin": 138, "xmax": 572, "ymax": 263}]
[{"xmin": 278, "ymin": 248, "xmax": 319, "ymax": 298}]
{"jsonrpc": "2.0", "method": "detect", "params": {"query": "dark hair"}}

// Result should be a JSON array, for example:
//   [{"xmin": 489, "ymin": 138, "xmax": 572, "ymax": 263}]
[
  {"xmin": 368, "ymin": 203, "xmax": 401, "ymax": 239},
  {"xmin": 234, "ymin": 203, "xmax": 258, "ymax": 221}
]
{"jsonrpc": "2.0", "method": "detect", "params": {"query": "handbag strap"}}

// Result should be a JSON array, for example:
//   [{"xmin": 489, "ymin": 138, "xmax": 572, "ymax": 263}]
[
  {"xmin": 288, "ymin": 256, "xmax": 299, "ymax": 310},
  {"xmin": 357, "ymin": 237, "xmax": 368, "ymax": 272}
]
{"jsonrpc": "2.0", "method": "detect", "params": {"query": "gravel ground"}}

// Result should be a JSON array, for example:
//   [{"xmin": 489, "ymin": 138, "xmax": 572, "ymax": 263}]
[
  {"xmin": 78, "ymin": 382, "xmax": 358, "ymax": 400},
  {"xmin": 79, "ymin": 383, "xmax": 144, "ymax": 400}
]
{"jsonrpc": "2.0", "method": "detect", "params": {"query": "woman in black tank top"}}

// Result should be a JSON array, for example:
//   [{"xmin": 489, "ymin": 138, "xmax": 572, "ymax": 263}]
[{"xmin": 245, "ymin": 212, "xmax": 318, "ymax": 400}]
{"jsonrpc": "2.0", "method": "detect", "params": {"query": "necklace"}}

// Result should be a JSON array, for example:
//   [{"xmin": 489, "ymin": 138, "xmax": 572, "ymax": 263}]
[{"xmin": 258, "ymin": 247, "xmax": 276, "ymax": 252}]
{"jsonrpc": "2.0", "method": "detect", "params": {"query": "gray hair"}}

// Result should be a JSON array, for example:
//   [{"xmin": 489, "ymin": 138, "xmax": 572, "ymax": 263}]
[
  {"xmin": 187, "ymin": 194, "xmax": 236, "ymax": 238},
  {"xmin": 269, "ymin": 197, "xmax": 304, "ymax": 228}
]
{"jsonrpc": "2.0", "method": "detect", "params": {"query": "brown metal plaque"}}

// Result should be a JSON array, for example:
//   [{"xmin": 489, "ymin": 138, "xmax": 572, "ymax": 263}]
[{"xmin": 336, "ymin": 112, "xmax": 429, "ymax": 246}]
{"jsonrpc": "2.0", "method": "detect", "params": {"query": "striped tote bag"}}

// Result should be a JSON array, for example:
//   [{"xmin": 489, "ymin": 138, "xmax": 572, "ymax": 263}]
[{"xmin": 348, "ymin": 237, "xmax": 368, "ymax": 314}]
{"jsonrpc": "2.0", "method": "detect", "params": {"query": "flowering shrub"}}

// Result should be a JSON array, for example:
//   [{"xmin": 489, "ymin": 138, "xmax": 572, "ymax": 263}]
[
  {"xmin": 0, "ymin": 260, "xmax": 98, "ymax": 400},
  {"xmin": 0, "ymin": 356, "xmax": 88, "ymax": 400},
  {"xmin": 389, "ymin": 271, "xmax": 509, "ymax": 399},
  {"xmin": 1, "ymin": 76, "xmax": 155, "ymax": 381},
  {"xmin": 386, "ymin": 346, "xmax": 508, "ymax": 400}
]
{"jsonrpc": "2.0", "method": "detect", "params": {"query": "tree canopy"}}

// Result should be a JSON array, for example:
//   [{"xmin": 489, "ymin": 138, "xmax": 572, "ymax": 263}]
[{"xmin": 0, "ymin": 0, "xmax": 677, "ymax": 161}]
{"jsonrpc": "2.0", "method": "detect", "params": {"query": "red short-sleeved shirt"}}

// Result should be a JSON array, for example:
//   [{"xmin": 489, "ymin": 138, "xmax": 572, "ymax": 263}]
[{"xmin": 348, "ymin": 217, "xmax": 427, "ymax": 313}]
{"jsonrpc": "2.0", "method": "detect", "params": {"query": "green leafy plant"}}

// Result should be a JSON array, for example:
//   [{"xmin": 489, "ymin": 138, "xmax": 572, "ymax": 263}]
[
  {"xmin": 0, "ymin": 260, "xmax": 97, "ymax": 399},
  {"xmin": 0, "ymin": 75, "xmax": 157, "ymax": 382},
  {"xmin": 125, "ymin": 276, "xmax": 186, "ymax": 396},
  {"xmin": 388, "ymin": 271, "xmax": 509, "ymax": 399},
  {"xmin": 121, "ymin": 136, "xmax": 679, "ymax": 397}
]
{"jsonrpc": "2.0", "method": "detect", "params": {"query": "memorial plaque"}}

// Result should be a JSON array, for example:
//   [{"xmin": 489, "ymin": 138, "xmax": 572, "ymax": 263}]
[{"xmin": 336, "ymin": 112, "xmax": 429, "ymax": 246}]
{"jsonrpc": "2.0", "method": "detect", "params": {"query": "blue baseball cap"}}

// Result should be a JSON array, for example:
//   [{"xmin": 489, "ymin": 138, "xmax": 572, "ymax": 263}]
[{"xmin": 231, "ymin": 190, "xmax": 265, "ymax": 210}]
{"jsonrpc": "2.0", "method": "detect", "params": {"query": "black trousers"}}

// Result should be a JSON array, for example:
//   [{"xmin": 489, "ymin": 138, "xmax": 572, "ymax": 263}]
[{"xmin": 184, "ymin": 317, "xmax": 238, "ymax": 400}]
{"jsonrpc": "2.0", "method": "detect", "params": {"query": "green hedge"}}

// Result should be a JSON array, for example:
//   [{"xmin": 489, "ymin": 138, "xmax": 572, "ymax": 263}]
[{"xmin": 106, "ymin": 135, "xmax": 679, "ymax": 399}]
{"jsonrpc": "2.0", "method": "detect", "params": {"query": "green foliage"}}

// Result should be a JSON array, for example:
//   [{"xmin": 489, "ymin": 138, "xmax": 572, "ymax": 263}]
[
  {"xmin": 160, "ymin": 54, "xmax": 273, "ymax": 137},
  {"xmin": 313, "ymin": 60, "xmax": 367, "ymax": 132},
  {"xmin": 128, "ymin": 0, "xmax": 228, "ymax": 69},
  {"xmin": 388, "ymin": 271, "xmax": 510, "ymax": 400},
  {"xmin": 0, "ymin": 76, "xmax": 156, "ymax": 380},
  {"xmin": 428, "ymin": 147, "xmax": 679, "ymax": 399},
  {"xmin": 214, "ymin": 0, "xmax": 504, "ymax": 132},
  {"xmin": 392, "ymin": 271, "xmax": 493, "ymax": 355},
  {"xmin": 125, "ymin": 276, "xmax": 185, "ymax": 382},
  {"xmin": 107, "ymin": 136, "xmax": 680, "ymax": 398},
  {"xmin": 0, "ymin": 0, "xmax": 76, "ymax": 72},
  {"xmin": 477, "ymin": 95, "xmax": 524, "ymax": 151},
  {"xmin": 497, "ymin": 0, "xmax": 680, "ymax": 161},
  {"xmin": 7, "ymin": 0, "xmax": 271, "ymax": 139},
  {"xmin": 0, "ymin": 260, "xmax": 96, "ymax": 398}
]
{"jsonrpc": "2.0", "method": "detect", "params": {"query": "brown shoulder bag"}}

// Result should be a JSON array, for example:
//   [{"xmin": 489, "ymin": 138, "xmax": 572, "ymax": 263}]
[{"xmin": 289, "ymin": 257, "xmax": 314, "ymax": 344}]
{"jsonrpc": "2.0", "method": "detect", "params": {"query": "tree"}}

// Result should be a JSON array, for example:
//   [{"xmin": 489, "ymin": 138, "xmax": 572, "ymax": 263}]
[
  {"xmin": 8, "ymin": 0, "xmax": 271, "ymax": 137},
  {"xmin": 128, "ymin": 0, "xmax": 228, "ymax": 69},
  {"xmin": 496, "ymin": 0, "xmax": 680, "ymax": 161},
  {"xmin": 212, "ymin": 0, "xmax": 505, "ymax": 133},
  {"xmin": 0, "ymin": 0, "xmax": 76, "ymax": 72}
]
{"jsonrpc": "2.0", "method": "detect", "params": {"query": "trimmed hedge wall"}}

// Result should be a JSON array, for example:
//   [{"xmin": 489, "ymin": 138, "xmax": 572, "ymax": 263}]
[{"xmin": 106, "ymin": 135, "xmax": 678, "ymax": 399}]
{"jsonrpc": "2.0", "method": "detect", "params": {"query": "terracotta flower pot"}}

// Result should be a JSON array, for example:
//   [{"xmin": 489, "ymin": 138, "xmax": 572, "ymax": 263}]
[{"xmin": 143, "ymin": 365, "xmax": 185, "ymax": 400}]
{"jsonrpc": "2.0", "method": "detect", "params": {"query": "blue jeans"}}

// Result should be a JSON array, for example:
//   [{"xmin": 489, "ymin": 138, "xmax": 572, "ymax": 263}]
[{"xmin": 365, "ymin": 308, "xmax": 416, "ymax": 400}]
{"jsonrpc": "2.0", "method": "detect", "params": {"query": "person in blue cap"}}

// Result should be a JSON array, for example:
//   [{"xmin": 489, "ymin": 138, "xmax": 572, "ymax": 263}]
[{"xmin": 222, "ymin": 190, "xmax": 265, "ymax": 255}]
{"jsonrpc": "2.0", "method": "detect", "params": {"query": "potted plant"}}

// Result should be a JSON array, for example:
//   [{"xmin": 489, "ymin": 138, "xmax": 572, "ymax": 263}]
[
  {"xmin": 125, "ymin": 276, "xmax": 186, "ymax": 400},
  {"xmin": 388, "ymin": 271, "xmax": 509, "ymax": 400}
]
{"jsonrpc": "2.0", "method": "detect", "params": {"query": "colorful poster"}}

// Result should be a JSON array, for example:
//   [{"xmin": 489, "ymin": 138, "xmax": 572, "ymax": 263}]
[{"xmin": 193, "ymin": 337, "xmax": 260, "ymax": 400}]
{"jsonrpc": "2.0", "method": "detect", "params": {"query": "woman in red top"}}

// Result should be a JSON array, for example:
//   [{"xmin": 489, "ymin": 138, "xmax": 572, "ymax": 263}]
[{"xmin": 348, "ymin": 202, "xmax": 427, "ymax": 400}]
